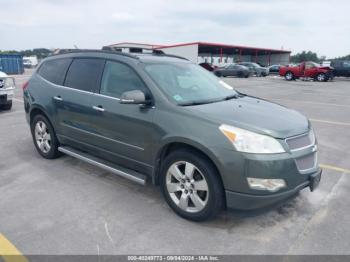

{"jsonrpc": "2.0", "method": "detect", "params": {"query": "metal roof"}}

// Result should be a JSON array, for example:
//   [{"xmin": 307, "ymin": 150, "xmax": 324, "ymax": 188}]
[{"xmin": 156, "ymin": 41, "xmax": 291, "ymax": 54}]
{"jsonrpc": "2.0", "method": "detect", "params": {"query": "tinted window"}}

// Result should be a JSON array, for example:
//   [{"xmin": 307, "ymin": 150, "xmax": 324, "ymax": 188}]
[
  {"xmin": 100, "ymin": 61, "xmax": 147, "ymax": 98},
  {"xmin": 38, "ymin": 58, "xmax": 72, "ymax": 85},
  {"xmin": 64, "ymin": 58, "xmax": 105, "ymax": 92}
]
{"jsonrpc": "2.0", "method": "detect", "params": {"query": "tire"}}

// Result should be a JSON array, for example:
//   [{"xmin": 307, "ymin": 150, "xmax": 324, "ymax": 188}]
[
  {"xmin": 30, "ymin": 114, "xmax": 61, "ymax": 159},
  {"xmin": 316, "ymin": 73, "xmax": 326, "ymax": 82},
  {"xmin": 214, "ymin": 71, "xmax": 222, "ymax": 77},
  {"xmin": 2, "ymin": 101, "xmax": 12, "ymax": 110},
  {"xmin": 160, "ymin": 149, "xmax": 224, "ymax": 221},
  {"xmin": 237, "ymin": 71, "xmax": 243, "ymax": 78},
  {"xmin": 285, "ymin": 71, "xmax": 294, "ymax": 81}
]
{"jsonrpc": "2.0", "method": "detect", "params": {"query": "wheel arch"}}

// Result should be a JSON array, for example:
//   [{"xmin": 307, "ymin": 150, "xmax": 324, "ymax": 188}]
[
  {"xmin": 153, "ymin": 139, "xmax": 224, "ymax": 189},
  {"xmin": 29, "ymin": 105, "xmax": 52, "ymax": 125}
]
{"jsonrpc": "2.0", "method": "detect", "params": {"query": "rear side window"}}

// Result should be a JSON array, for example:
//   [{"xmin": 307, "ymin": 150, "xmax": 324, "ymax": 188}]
[
  {"xmin": 100, "ymin": 61, "xmax": 148, "ymax": 98},
  {"xmin": 64, "ymin": 58, "xmax": 105, "ymax": 92},
  {"xmin": 38, "ymin": 58, "xmax": 72, "ymax": 85}
]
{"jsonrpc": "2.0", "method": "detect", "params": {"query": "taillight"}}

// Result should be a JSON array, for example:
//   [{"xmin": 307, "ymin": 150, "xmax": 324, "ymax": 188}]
[{"xmin": 22, "ymin": 81, "xmax": 29, "ymax": 90}]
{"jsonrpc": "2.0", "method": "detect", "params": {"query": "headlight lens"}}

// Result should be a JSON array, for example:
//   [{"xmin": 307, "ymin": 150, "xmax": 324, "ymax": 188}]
[{"xmin": 219, "ymin": 124, "xmax": 285, "ymax": 153}]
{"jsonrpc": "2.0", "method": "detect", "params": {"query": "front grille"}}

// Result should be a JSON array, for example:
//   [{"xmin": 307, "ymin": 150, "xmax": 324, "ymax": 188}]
[
  {"xmin": 286, "ymin": 131, "xmax": 314, "ymax": 151},
  {"xmin": 0, "ymin": 79, "xmax": 4, "ymax": 88},
  {"xmin": 295, "ymin": 153, "xmax": 316, "ymax": 171}
]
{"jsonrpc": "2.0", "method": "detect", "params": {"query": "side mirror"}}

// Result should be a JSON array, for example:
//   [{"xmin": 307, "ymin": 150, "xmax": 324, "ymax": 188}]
[{"xmin": 120, "ymin": 90, "xmax": 150, "ymax": 105}]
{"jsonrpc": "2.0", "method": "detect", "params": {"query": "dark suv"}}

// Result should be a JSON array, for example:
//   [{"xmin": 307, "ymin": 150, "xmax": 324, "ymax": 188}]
[{"xmin": 23, "ymin": 50, "xmax": 322, "ymax": 221}]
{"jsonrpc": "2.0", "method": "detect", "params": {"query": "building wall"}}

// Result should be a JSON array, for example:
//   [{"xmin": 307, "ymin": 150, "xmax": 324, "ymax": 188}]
[
  {"xmin": 158, "ymin": 44, "xmax": 199, "ymax": 62},
  {"xmin": 198, "ymin": 53, "xmax": 290, "ymax": 66}
]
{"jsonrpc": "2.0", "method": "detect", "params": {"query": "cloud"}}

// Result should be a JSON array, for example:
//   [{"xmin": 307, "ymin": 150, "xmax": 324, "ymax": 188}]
[{"xmin": 0, "ymin": 0, "xmax": 349, "ymax": 57}]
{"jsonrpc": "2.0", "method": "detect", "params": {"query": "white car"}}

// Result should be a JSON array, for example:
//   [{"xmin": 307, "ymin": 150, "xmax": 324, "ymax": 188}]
[{"xmin": 0, "ymin": 71, "xmax": 15, "ymax": 110}]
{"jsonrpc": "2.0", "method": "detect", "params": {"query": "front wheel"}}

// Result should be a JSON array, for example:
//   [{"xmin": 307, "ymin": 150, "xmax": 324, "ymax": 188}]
[
  {"xmin": 316, "ymin": 73, "xmax": 327, "ymax": 82},
  {"xmin": 31, "ymin": 114, "xmax": 61, "ymax": 159},
  {"xmin": 160, "ymin": 149, "xmax": 224, "ymax": 221}
]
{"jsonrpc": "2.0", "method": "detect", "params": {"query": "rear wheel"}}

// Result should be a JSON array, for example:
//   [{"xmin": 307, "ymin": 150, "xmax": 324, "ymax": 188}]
[
  {"xmin": 285, "ymin": 71, "xmax": 294, "ymax": 81},
  {"xmin": 160, "ymin": 149, "xmax": 224, "ymax": 221},
  {"xmin": 31, "ymin": 114, "xmax": 61, "ymax": 159}
]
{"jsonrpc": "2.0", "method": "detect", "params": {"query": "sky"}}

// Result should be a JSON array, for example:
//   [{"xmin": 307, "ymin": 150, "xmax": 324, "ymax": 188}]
[{"xmin": 0, "ymin": 0, "xmax": 349, "ymax": 58}]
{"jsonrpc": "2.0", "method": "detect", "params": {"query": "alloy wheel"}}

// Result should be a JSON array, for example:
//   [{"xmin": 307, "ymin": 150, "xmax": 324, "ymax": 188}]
[
  {"xmin": 317, "ymin": 74, "xmax": 325, "ymax": 81},
  {"xmin": 34, "ymin": 120, "xmax": 51, "ymax": 153},
  {"xmin": 166, "ymin": 161, "xmax": 209, "ymax": 213}
]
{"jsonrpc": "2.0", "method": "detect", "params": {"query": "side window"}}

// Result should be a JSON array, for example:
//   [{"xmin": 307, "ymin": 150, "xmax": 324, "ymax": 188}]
[
  {"xmin": 38, "ymin": 58, "xmax": 72, "ymax": 85},
  {"xmin": 100, "ymin": 61, "xmax": 147, "ymax": 98},
  {"xmin": 64, "ymin": 58, "xmax": 105, "ymax": 92}
]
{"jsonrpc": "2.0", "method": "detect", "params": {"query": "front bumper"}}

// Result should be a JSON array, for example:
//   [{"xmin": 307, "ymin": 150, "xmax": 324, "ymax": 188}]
[
  {"xmin": 225, "ymin": 168, "xmax": 322, "ymax": 210},
  {"xmin": 0, "ymin": 88, "xmax": 14, "ymax": 105}
]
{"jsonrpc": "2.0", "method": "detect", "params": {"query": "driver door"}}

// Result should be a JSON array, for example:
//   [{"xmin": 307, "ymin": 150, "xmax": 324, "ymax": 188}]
[
  {"xmin": 304, "ymin": 62, "xmax": 317, "ymax": 78},
  {"xmin": 88, "ymin": 60, "xmax": 156, "ymax": 174}
]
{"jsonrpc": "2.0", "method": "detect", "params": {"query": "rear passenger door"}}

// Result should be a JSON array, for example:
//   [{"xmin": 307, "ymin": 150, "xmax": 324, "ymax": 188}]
[
  {"xmin": 55, "ymin": 58, "xmax": 105, "ymax": 145},
  {"xmin": 88, "ymin": 60, "xmax": 155, "ymax": 174}
]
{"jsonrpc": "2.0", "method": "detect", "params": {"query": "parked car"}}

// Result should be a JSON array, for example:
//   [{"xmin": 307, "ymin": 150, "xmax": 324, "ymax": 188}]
[
  {"xmin": 23, "ymin": 56, "xmax": 39, "ymax": 68},
  {"xmin": 279, "ymin": 61, "xmax": 333, "ymax": 82},
  {"xmin": 238, "ymin": 62, "xmax": 269, "ymax": 77},
  {"xmin": 0, "ymin": 71, "xmax": 15, "ymax": 110},
  {"xmin": 23, "ymin": 50, "xmax": 322, "ymax": 221},
  {"xmin": 330, "ymin": 60, "xmax": 350, "ymax": 77},
  {"xmin": 199, "ymin": 62, "xmax": 216, "ymax": 72},
  {"xmin": 213, "ymin": 64, "xmax": 250, "ymax": 78},
  {"xmin": 268, "ymin": 64, "xmax": 281, "ymax": 74}
]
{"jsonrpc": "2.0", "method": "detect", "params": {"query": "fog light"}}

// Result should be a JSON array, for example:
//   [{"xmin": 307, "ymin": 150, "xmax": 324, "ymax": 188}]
[{"xmin": 247, "ymin": 178, "xmax": 286, "ymax": 192}]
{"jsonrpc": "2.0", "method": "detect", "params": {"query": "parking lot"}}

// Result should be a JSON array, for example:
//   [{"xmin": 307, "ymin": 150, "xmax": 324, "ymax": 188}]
[{"xmin": 1, "ymin": 71, "xmax": 350, "ymax": 255}]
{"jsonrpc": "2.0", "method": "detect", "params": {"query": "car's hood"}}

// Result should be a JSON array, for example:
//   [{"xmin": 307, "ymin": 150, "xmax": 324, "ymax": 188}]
[{"xmin": 187, "ymin": 96, "xmax": 309, "ymax": 139}]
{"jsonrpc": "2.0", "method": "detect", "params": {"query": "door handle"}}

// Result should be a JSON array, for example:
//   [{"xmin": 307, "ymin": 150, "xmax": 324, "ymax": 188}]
[
  {"xmin": 53, "ymin": 96, "xmax": 63, "ymax": 101},
  {"xmin": 92, "ymin": 105, "xmax": 105, "ymax": 112}
]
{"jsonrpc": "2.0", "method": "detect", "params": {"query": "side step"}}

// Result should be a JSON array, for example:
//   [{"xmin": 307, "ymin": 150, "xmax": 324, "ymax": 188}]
[{"xmin": 58, "ymin": 146, "xmax": 147, "ymax": 185}]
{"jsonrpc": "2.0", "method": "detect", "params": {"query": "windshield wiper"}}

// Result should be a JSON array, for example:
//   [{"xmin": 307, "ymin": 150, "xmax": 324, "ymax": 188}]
[
  {"xmin": 179, "ymin": 99, "xmax": 219, "ymax": 106},
  {"xmin": 223, "ymin": 94, "xmax": 239, "ymax": 100}
]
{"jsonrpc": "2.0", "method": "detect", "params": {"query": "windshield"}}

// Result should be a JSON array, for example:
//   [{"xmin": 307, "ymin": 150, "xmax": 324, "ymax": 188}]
[{"xmin": 144, "ymin": 63, "xmax": 238, "ymax": 105}]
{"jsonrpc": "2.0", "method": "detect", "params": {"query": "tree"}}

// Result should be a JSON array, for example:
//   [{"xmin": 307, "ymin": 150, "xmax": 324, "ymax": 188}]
[
  {"xmin": 332, "ymin": 54, "xmax": 350, "ymax": 60},
  {"xmin": 290, "ymin": 51, "xmax": 320, "ymax": 63},
  {"xmin": 0, "ymin": 48, "xmax": 51, "ymax": 58}
]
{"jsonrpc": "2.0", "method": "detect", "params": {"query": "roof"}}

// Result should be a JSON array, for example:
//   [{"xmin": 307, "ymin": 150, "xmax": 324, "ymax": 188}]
[{"xmin": 157, "ymin": 41, "xmax": 291, "ymax": 54}]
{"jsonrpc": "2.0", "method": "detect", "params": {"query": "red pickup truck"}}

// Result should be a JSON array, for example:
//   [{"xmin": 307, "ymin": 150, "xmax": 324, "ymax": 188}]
[{"xmin": 279, "ymin": 61, "xmax": 333, "ymax": 82}]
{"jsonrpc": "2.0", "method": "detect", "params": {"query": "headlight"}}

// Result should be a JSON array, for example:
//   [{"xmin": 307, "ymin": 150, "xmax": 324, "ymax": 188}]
[{"xmin": 219, "ymin": 124, "xmax": 285, "ymax": 153}]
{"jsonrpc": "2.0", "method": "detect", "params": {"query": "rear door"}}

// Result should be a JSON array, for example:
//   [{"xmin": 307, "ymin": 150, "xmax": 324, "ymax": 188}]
[
  {"xmin": 55, "ymin": 58, "xmax": 105, "ymax": 145},
  {"xmin": 88, "ymin": 60, "xmax": 156, "ymax": 174}
]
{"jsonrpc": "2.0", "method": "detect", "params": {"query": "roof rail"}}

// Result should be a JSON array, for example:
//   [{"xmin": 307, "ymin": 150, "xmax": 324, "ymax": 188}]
[
  {"xmin": 50, "ymin": 48, "xmax": 139, "ymax": 59},
  {"xmin": 102, "ymin": 46, "xmax": 188, "ymax": 60},
  {"xmin": 49, "ymin": 47, "xmax": 188, "ymax": 61},
  {"xmin": 102, "ymin": 45, "xmax": 164, "ymax": 54}
]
